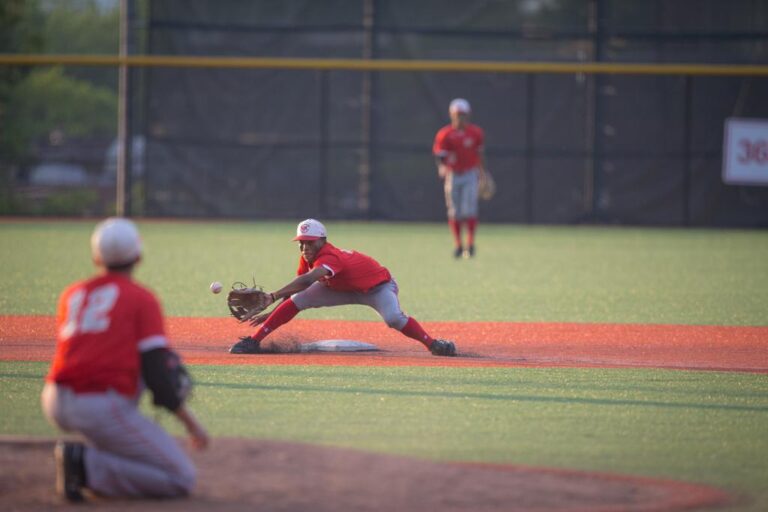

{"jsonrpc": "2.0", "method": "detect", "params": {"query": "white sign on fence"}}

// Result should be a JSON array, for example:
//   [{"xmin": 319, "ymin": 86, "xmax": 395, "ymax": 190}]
[{"xmin": 722, "ymin": 118, "xmax": 768, "ymax": 186}]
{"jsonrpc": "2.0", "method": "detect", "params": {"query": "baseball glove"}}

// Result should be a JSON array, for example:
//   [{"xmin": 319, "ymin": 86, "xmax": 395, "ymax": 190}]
[
  {"xmin": 478, "ymin": 171, "xmax": 496, "ymax": 200},
  {"xmin": 227, "ymin": 282, "xmax": 275, "ymax": 323}
]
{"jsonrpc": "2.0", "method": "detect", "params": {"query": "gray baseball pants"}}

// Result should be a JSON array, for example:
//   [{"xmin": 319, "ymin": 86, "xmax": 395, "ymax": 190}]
[
  {"xmin": 291, "ymin": 279, "xmax": 409, "ymax": 330},
  {"xmin": 445, "ymin": 168, "xmax": 480, "ymax": 220},
  {"xmin": 41, "ymin": 383, "xmax": 195, "ymax": 498}
]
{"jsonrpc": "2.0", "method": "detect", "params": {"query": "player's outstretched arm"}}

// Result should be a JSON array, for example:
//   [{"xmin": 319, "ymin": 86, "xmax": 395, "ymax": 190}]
[{"xmin": 270, "ymin": 267, "xmax": 330, "ymax": 300}]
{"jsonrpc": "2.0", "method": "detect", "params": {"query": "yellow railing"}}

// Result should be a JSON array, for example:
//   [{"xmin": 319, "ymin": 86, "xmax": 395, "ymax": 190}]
[{"xmin": 1, "ymin": 54, "xmax": 767, "ymax": 76}]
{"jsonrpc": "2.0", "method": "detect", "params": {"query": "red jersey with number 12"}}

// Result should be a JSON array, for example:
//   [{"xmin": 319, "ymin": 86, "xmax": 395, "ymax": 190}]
[
  {"xmin": 433, "ymin": 123, "xmax": 484, "ymax": 173},
  {"xmin": 297, "ymin": 242, "xmax": 392, "ymax": 293},
  {"xmin": 47, "ymin": 273, "xmax": 168, "ymax": 396}
]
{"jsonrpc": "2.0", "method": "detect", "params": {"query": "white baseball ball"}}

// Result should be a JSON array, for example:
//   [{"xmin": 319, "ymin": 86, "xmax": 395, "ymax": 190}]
[{"xmin": 210, "ymin": 281, "xmax": 223, "ymax": 294}]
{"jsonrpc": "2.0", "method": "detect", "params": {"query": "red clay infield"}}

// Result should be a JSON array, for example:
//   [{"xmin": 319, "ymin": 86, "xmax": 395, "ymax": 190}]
[
  {"xmin": 2, "ymin": 315, "xmax": 764, "ymax": 511},
  {"xmin": 2, "ymin": 315, "xmax": 766, "ymax": 372}
]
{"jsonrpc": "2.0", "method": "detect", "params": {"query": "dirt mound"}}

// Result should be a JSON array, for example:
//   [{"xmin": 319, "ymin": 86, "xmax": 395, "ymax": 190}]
[{"xmin": 0, "ymin": 437, "xmax": 727, "ymax": 512}]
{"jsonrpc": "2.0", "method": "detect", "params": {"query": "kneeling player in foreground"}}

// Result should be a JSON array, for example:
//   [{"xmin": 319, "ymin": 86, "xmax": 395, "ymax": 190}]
[
  {"xmin": 42, "ymin": 218, "xmax": 209, "ymax": 502},
  {"xmin": 229, "ymin": 219, "xmax": 456, "ymax": 356}
]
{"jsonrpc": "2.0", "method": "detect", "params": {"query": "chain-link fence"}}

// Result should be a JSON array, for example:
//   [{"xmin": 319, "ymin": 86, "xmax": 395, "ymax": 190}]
[{"xmin": 4, "ymin": 0, "xmax": 768, "ymax": 226}]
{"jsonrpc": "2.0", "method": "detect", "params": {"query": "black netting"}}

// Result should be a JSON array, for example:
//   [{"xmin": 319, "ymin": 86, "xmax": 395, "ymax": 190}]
[{"xmin": 139, "ymin": 0, "xmax": 768, "ymax": 226}]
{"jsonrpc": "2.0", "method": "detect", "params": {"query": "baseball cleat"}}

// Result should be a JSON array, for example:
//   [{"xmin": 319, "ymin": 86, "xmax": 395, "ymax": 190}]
[
  {"xmin": 55, "ymin": 441, "xmax": 86, "ymax": 502},
  {"xmin": 429, "ymin": 339, "xmax": 457, "ymax": 356},
  {"xmin": 229, "ymin": 336, "xmax": 261, "ymax": 354},
  {"xmin": 453, "ymin": 246, "xmax": 464, "ymax": 259}
]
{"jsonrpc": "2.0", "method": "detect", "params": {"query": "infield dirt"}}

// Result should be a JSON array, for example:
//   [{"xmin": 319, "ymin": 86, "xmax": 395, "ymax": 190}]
[{"xmin": 2, "ymin": 316, "xmax": 767, "ymax": 372}]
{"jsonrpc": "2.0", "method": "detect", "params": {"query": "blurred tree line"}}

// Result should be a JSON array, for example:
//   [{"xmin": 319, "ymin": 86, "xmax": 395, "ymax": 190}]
[{"xmin": 1, "ymin": 0, "xmax": 119, "ymax": 213}]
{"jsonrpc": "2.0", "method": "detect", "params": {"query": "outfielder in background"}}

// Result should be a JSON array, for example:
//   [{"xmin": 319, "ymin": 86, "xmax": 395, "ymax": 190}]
[
  {"xmin": 433, "ymin": 98, "xmax": 488, "ymax": 259},
  {"xmin": 228, "ymin": 218, "xmax": 457, "ymax": 356},
  {"xmin": 42, "ymin": 217, "xmax": 209, "ymax": 502}
]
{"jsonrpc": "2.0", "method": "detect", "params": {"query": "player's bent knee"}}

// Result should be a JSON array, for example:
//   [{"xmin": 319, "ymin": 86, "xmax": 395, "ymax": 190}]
[{"xmin": 384, "ymin": 313, "xmax": 408, "ymax": 330}]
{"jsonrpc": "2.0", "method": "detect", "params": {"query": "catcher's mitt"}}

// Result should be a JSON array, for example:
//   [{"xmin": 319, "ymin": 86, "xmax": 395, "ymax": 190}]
[
  {"xmin": 478, "ymin": 171, "xmax": 496, "ymax": 200},
  {"xmin": 227, "ymin": 282, "xmax": 275, "ymax": 323}
]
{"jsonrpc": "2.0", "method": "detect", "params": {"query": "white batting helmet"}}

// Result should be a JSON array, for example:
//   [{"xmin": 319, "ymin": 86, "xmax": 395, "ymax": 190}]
[
  {"xmin": 91, "ymin": 217, "xmax": 142, "ymax": 266},
  {"xmin": 449, "ymin": 98, "xmax": 471, "ymax": 114}
]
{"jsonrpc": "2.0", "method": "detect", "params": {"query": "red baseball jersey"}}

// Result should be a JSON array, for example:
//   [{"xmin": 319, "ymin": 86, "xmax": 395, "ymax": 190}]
[
  {"xmin": 47, "ymin": 273, "xmax": 167, "ymax": 396},
  {"xmin": 433, "ymin": 123, "xmax": 485, "ymax": 173},
  {"xmin": 297, "ymin": 242, "xmax": 392, "ymax": 293}
]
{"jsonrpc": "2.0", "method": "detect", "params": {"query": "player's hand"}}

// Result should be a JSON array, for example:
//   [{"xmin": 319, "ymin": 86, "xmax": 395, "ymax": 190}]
[
  {"xmin": 248, "ymin": 311, "xmax": 271, "ymax": 327},
  {"xmin": 438, "ymin": 165, "xmax": 449, "ymax": 179},
  {"xmin": 188, "ymin": 420, "xmax": 210, "ymax": 450}
]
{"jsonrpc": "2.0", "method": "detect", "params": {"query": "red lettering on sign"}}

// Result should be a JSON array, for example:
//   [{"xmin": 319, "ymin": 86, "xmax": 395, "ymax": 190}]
[{"xmin": 737, "ymin": 139, "xmax": 768, "ymax": 164}]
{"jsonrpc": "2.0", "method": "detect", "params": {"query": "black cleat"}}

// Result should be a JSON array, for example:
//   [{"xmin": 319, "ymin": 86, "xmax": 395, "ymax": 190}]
[
  {"xmin": 429, "ymin": 339, "xmax": 457, "ymax": 356},
  {"xmin": 453, "ymin": 246, "xmax": 464, "ymax": 259},
  {"xmin": 229, "ymin": 336, "xmax": 261, "ymax": 354},
  {"xmin": 55, "ymin": 441, "xmax": 86, "ymax": 502}
]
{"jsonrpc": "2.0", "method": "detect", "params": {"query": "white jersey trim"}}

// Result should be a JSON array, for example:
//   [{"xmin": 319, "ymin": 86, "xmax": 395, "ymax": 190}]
[
  {"xmin": 321, "ymin": 263, "xmax": 336, "ymax": 277},
  {"xmin": 138, "ymin": 335, "xmax": 168, "ymax": 353}
]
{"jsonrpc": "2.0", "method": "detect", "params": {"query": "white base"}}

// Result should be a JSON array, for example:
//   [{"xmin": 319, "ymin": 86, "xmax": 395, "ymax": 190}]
[{"xmin": 300, "ymin": 339, "xmax": 380, "ymax": 352}]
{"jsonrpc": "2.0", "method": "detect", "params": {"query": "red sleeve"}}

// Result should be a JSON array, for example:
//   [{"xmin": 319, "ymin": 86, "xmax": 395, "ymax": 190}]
[
  {"xmin": 313, "ymin": 252, "xmax": 342, "ymax": 277},
  {"xmin": 433, "ymin": 126, "xmax": 451, "ymax": 156}
]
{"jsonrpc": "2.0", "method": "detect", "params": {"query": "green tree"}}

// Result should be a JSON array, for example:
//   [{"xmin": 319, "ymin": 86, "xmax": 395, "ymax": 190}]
[
  {"xmin": 5, "ymin": 66, "xmax": 117, "ymax": 152},
  {"xmin": 41, "ymin": 0, "xmax": 119, "ymax": 91},
  {"xmin": 1, "ymin": 0, "xmax": 121, "ymax": 214},
  {"xmin": 0, "ymin": 0, "xmax": 45, "ymax": 212}
]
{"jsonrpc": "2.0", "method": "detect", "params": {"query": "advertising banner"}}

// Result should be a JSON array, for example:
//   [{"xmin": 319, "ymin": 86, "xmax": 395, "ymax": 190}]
[{"xmin": 723, "ymin": 118, "xmax": 768, "ymax": 186}]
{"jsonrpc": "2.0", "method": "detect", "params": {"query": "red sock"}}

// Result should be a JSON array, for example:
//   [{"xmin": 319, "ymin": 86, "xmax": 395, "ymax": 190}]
[
  {"xmin": 400, "ymin": 317, "xmax": 434, "ymax": 348},
  {"xmin": 448, "ymin": 219, "xmax": 462, "ymax": 248},
  {"xmin": 251, "ymin": 299, "xmax": 299, "ymax": 341},
  {"xmin": 466, "ymin": 217, "xmax": 477, "ymax": 246}
]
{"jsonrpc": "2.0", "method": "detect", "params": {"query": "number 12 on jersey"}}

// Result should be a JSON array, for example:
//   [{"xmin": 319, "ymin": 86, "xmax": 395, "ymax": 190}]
[{"xmin": 60, "ymin": 284, "xmax": 120, "ymax": 339}]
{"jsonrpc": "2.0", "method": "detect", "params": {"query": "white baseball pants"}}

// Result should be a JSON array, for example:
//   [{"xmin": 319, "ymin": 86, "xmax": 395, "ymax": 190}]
[
  {"xmin": 291, "ymin": 279, "xmax": 409, "ymax": 330},
  {"xmin": 445, "ymin": 168, "xmax": 480, "ymax": 220},
  {"xmin": 41, "ymin": 383, "xmax": 195, "ymax": 498}
]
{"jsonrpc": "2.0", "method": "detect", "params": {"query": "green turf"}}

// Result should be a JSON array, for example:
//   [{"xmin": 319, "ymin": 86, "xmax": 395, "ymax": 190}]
[
  {"xmin": 4, "ymin": 362, "xmax": 767, "ymax": 511},
  {"xmin": 1, "ymin": 220, "xmax": 767, "ymax": 324},
  {"xmin": 2, "ymin": 219, "xmax": 768, "ymax": 510}
]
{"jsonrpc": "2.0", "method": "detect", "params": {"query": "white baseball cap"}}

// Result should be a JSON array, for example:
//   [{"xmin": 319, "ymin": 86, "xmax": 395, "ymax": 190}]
[
  {"xmin": 91, "ymin": 217, "xmax": 142, "ymax": 266},
  {"xmin": 293, "ymin": 218, "xmax": 327, "ymax": 241},
  {"xmin": 449, "ymin": 98, "xmax": 471, "ymax": 114}
]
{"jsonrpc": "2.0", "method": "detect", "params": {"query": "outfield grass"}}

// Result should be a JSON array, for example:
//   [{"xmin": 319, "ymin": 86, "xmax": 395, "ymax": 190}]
[
  {"xmin": 2, "ymin": 219, "xmax": 767, "ymax": 324},
  {"xmin": 2, "ymin": 362, "xmax": 767, "ymax": 511},
  {"xmin": 2, "ymin": 220, "xmax": 768, "ymax": 511}
]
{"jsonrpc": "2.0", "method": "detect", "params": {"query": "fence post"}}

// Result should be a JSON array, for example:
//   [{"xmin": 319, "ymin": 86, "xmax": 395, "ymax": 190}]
[
  {"xmin": 318, "ymin": 70, "xmax": 329, "ymax": 217},
  {"xmin": 683, "ymin": 75, "xmax": 693, "ymax": 226},
  {"xmin": 358, "ymin": 0, "xmax": 377, "ymax": 218},
  {"xmin": 525, "ymin": 73, "xmax": 535, "ymax": 223},
  {"xmin": 116, "ymin": 0, "xmax": 134, "ymax": 217},
  {"xmin": 589, "ymin": 0, "xmax": 606, "ymax": 221}
]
